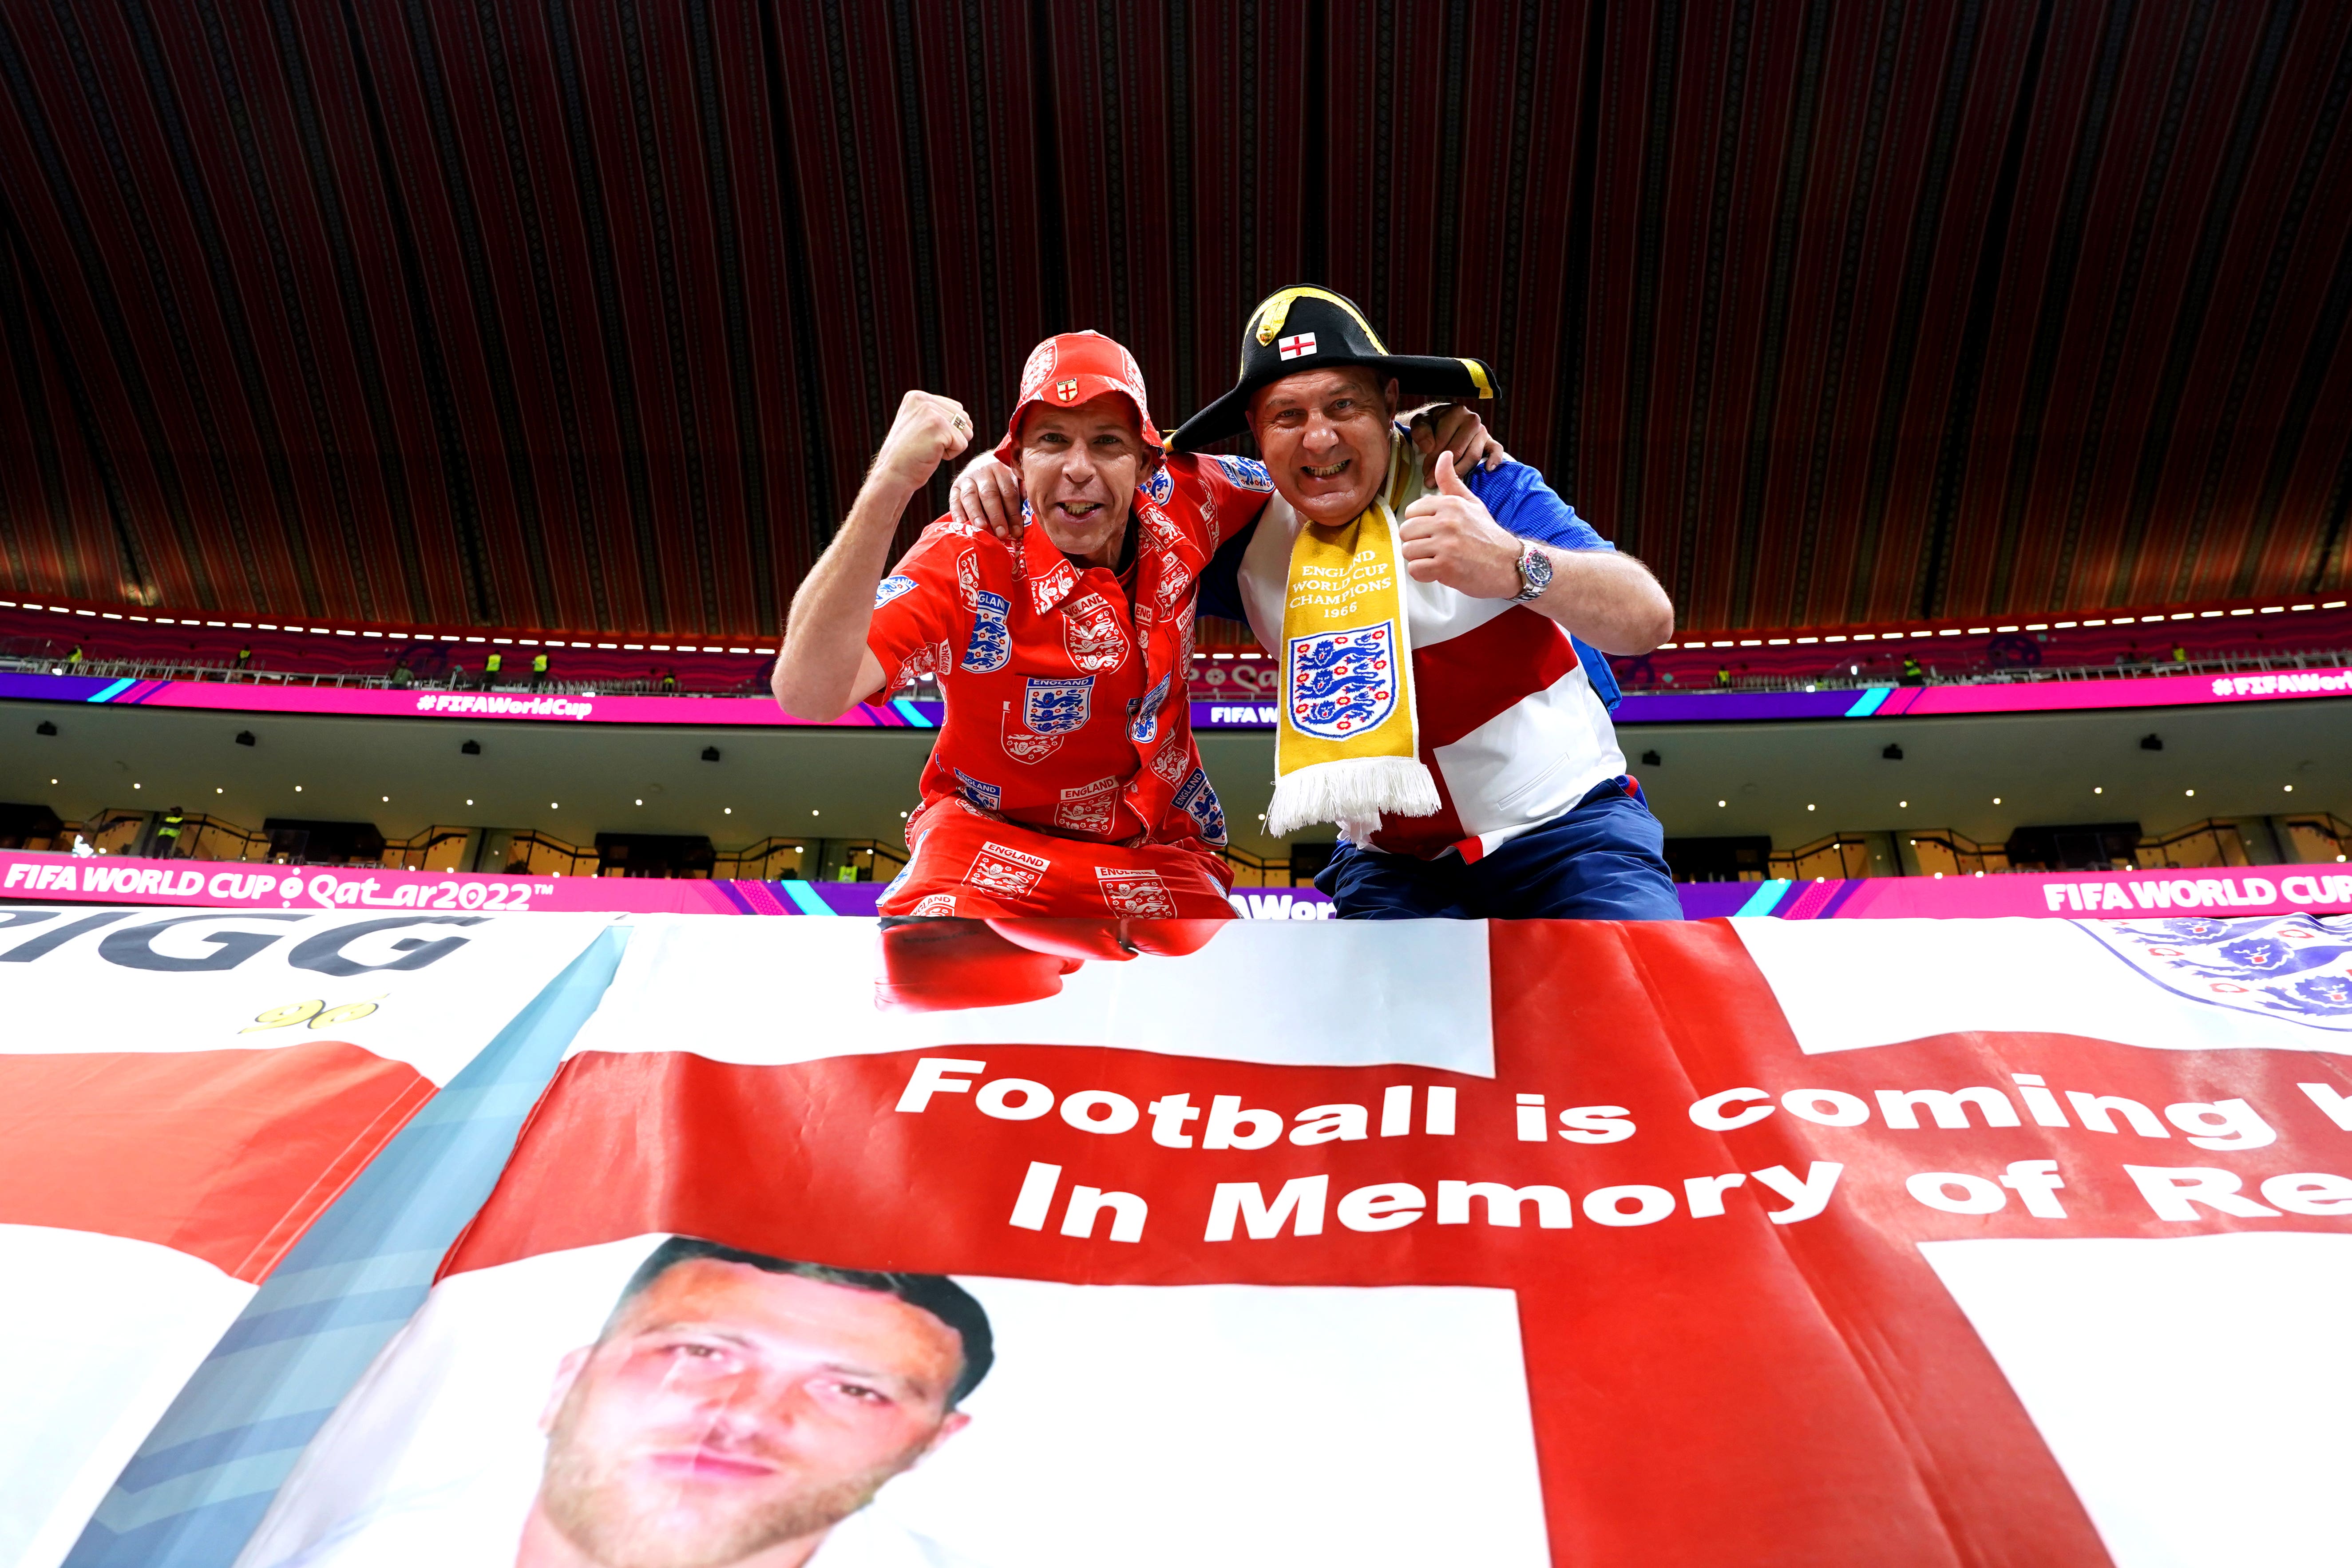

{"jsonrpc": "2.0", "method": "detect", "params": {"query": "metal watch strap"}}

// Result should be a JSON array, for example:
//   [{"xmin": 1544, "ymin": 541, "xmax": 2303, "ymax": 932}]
[{"xmin": 1511, "ymin": 541, "xmax": 1552, "ymax": 602}]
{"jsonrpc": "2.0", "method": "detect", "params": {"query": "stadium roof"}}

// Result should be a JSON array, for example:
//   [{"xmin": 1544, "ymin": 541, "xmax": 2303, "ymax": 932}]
[{"xmin": 0, "ymin": 1, "xmax": 2346, "ymax": 637}]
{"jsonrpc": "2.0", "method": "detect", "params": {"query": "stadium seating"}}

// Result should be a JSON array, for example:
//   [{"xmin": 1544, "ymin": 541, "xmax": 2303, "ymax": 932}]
[{"xmin": 0, "ymin": 598, "xmax": 776, "ymax": 694}]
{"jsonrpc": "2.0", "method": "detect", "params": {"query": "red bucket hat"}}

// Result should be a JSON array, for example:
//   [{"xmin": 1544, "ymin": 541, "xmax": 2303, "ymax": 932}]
[{"xmin": 995, "ymin": 330, "xmax": 1164, "ymax": 466}]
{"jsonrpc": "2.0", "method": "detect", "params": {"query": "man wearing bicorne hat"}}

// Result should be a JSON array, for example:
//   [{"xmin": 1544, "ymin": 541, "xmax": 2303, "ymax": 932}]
[{"xmin": 1167, "ymin": 286, "xmax": 1682, "ymax": 921}]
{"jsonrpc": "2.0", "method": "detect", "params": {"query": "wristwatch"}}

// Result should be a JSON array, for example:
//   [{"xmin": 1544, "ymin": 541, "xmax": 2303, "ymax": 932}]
[{"xmin": 1510, "ymin": 541, "xmax": 1553, "ymax": 602}]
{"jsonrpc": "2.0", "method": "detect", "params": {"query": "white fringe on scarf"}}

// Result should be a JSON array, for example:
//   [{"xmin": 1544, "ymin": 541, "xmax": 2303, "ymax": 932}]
[{"xmin": 1264, "ymin": 754, "xmax": 1442, "ymax": 842}]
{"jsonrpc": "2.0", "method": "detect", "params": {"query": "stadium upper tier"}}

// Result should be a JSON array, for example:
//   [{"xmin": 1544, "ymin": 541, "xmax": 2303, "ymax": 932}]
[{"xmin": 4, "ymin": 591, "xmax": 2347, "ymax": 707}]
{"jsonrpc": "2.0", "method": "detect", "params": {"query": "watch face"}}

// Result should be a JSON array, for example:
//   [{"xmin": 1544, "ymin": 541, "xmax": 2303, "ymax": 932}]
[{"xmin": 1518, "ymin": 547, "xmax": 1553, "ymax": 600}]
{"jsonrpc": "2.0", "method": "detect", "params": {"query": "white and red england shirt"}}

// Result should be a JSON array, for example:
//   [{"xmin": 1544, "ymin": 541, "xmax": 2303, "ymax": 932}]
[
  {"xmin": 1229, "ymin": 440, "xmax": 1627, "ymax": 860},
  {"xmin": 864, "ymin": 457, "xmax": 1270, "ymax": 855}
]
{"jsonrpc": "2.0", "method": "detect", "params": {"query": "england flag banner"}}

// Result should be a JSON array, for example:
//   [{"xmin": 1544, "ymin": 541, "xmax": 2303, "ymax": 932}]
[
  {"xmin": 0, "ymin": 906, "xmax": 610, "ymax": 1568},
  {"xmin": 231, "ymin": 913, "xmax": 2352, "ymax": 1568}
]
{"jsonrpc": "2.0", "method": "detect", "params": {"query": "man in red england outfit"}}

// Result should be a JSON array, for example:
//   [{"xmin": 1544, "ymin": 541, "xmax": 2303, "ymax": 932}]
[{"xmin": 775, "ymin": 331, "xmax": 1263, "ymax": 930}]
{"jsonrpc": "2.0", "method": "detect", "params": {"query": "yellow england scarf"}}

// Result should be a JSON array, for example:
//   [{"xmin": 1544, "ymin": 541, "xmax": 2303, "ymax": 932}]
[{"xmin": 1265, "ymin": 442, "xmax": 1441, "ymax": 841}]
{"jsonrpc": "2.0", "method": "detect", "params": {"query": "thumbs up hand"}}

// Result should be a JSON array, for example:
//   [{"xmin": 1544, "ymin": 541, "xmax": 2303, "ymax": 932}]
[
  {"xmin": 1399, "ymin": 450, "xmax": 1524, "ymax": 598},
  {"xmin": 1433, "ymin": 448, "xmax": 1480, "ymax": 499}
]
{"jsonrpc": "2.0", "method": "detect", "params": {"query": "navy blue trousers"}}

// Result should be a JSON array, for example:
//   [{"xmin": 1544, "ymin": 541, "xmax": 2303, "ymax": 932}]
[{"xmin": 1315, "ymin": 781, "xmax": 1684, "ymax": 920}]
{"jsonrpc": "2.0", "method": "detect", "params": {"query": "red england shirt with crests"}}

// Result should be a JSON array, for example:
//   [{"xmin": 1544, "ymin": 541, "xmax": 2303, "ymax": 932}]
[{"xmin": 863, "ymin": 456, "xmax": 1271, "ymax": 854}]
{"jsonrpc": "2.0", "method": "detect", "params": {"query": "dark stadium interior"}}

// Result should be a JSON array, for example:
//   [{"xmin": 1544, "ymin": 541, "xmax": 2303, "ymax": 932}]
[
  {"xmin": 0, "ymin": 0, "xmax": 2348, "ymax": 884},
  {"xmin": 1, "ymin": 2, "xmax": 2349, "ymax": 634}
]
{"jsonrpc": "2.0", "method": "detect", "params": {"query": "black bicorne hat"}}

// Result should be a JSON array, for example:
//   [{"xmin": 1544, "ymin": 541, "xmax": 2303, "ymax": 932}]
[{"xmin": 1166, "ymin": 285, "xmax": 1497, "ymax": 451}]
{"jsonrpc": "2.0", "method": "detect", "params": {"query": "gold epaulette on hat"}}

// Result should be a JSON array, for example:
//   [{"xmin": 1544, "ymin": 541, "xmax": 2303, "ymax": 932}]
[{"xmin": 1249, "ymin": 287, "xmax": 1390, "ymax": 353}]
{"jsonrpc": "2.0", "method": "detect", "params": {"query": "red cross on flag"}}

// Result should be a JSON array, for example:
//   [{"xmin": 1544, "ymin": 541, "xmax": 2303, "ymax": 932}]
[
  {"xmin": 1277, "ymin": 332, "xmax": 1317, "ymax": 360},
  {"xmin": 1053, "ymin": 378, "xmax": 1081, "ymax": 402}
]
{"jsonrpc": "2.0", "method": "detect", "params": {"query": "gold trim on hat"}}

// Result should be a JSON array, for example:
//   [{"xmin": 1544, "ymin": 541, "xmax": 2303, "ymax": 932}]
[{"xmin": 1249, "ymin": 287, "xmax": 1391, "ymax": 358}]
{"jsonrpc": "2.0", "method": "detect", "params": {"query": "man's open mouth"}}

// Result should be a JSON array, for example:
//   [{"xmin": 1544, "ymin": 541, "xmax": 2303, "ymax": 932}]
[
  {"xmin": 1055, "ymin": 500, "xmax": 1104, "ymax": 519},
  {"xmin": 1301, "ymin": 458, "xmax": 1351, "ymax": 480},
  {"xmin": 647, "ymin": 1448, "xmax": 778, "ymax": 1481}
]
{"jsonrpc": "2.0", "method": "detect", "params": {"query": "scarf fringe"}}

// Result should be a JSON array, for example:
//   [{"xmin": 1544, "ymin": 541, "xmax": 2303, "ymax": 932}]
[{"xmin": 1264, "ymin": 755, "xmax": 1441, "ymax": 839}]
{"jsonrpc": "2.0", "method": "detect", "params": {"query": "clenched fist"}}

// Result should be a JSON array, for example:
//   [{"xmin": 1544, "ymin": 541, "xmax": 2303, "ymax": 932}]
[
  {"xmin": 874, "ymin": 390, "xmax": 974, "ymax": 491},
  {"xmin": 1398, "ymin": 450, "xmax": 1525, "ymax": 598}
]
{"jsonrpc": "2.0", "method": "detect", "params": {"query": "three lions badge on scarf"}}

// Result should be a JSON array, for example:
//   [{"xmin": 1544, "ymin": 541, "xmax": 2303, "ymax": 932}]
[{"xmin": 1287, "ymin": 622, "xmax": 1400, "ymax": 737}]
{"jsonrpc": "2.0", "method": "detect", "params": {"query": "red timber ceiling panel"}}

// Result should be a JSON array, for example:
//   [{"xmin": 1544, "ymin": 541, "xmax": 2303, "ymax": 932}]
[{"xmin": 0, "ymin": 1, "xmax": 2347, "ymax": 637}]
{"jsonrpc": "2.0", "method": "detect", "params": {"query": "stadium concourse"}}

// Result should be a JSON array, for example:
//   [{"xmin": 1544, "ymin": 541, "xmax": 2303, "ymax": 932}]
[
  {"xmin": 3, "ymin": 581, "xmax": 2348, "ymax": 912},
  {"xmin": 6, "ymin": 587, "xmax": 2352, "ymax": 696}
]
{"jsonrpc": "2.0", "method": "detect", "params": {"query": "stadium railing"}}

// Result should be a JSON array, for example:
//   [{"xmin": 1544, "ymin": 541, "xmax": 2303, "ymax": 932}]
[
  {"xmin": 1751, "ymin": 814, "xmax": 2352, "ymax": 883},
  {"xmin": 1612, "ymin": 647, "xmax": 2352, "ymax": 696},
  {"xmin": 9, "ymin": 645, "xmax": 2348, "ymax": 707},
  {"xmin": 36, "ymin": 804, "xmax": 2344, "ymax": 888}
]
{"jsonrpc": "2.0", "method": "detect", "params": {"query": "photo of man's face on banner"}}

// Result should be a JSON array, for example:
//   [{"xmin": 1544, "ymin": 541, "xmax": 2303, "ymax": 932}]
[{"xmin": 238, "ymin": 1235, "xmax": 1548, "ymax": 1568}]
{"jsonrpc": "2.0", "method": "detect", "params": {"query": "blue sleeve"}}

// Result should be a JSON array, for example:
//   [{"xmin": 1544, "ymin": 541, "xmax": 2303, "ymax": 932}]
[
  {"xmin": 1465, "ymin": 460, "xmax": 1612, "ymax": 553},
  {"xmin": 1463, "ymin": 460, "xmax": 1623, "ymax": 713},
  {"xmin": 1196, "ymin": 518, "xmax": 1255, "ymax": 625}
]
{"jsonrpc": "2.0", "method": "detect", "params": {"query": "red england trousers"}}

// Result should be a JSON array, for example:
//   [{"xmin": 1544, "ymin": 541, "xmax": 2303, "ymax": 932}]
[{"xmin": 878, "ymin": 802, "xmax": 1237, "ymax": 921}]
